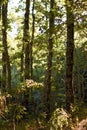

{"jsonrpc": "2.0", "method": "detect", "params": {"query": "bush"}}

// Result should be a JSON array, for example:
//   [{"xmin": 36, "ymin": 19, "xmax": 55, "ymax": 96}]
[{"xmin": 49, "ymin": 108, "xmax": 74, "ymax": 130}]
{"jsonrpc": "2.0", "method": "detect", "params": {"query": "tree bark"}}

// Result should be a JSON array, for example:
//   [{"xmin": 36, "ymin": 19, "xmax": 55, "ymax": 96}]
[
  {"xmin": 23, "ymin": 0, "xmax": 30, "ymax": 112},
  {"xmin": 23, "ymin": 0, "xmax": 30, "ymax": 80},
  {"xmin": 30, "ymin": 0, "xmax": 35, "ymax": 79},
  {"xmin": 2, "ymin": 3, "xmax": 11, "ymax": 90},
  {"xmin": 44, "ymin": 0, "xmax": 54, "ymax": 120},
  {"xmin": 65, "ymin": 0, "xmax": 74, "ymax": 111}
]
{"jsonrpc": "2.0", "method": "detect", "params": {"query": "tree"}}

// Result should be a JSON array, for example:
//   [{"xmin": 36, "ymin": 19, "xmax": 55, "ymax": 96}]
[
  {"xmin": 22, "ymin": 0, "xmax": 30, "ymax": 111},
  {"xmin": 23, "ymin": 0, "xmax": 30, "ymax": 80},
  {"xmin": 30, "ymin": 0, "xmax": 35, "ymax": 79},
  {"xmin": 2, "ymin": 2, "xmax": 11, "ymax": 90},
  {"xmin": 44, "ymin": 0, "xmax": 55, "ymax": 120},
  {"xmin": 0, "ymin": 5, "xmax": 6, "ymax": 91},
  {"xmin": 65, "ymin": 0, "xmax": 74, "ymax": 111}
]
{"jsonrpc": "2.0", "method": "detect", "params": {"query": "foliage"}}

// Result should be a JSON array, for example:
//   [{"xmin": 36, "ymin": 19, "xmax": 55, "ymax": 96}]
[
  {"xmin": 0, "ymin": 98, "xmax": 27, "ymax": 130},
  {"xmin": 0, "ymin": 0, "xmax": 87, "ymax": 129},
  {"xmin": 49, "ymin": 108, "xmax": 70, "ymax": 130},
  {"xmin": 0, "ymin": 0, "xmax": 7, "ymax": 5},
  {"xmin": 17, "ymin": 79, "xmax": 43, "ymax": 93},
  {"xmin": 6, "ymin": 104, "xmax": 26, "ymax": 122},
  {"xmin": 49, "ymin": 105, "xmax": 87, "ymax": 130}
]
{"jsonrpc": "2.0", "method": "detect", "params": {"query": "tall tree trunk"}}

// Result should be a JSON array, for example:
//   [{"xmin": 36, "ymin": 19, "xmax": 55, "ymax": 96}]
[
  {"xmin": 65, "ymin": 0, "xmax": 74, "ymax": 111},
  {"xmin": 44, "ymin": 0, "xmax": 54, "ymax": 120},
  {"xmin": 23, "ymin": 0, "xmax": 30, "ymax": 111},
  {"xmin": 30, "ymin": 0, "xmax": 35, "ymax": 79},
  {"xmin": 0, "ymin": 6, "xmax": 2, "ymax": 89},
  {"xmin": 24, "ymin": 0, "xmax": 30, "ymax": 80},
  {"xmin": 2, "ymin": 3, "xmax": 11, "ymax": 90}
]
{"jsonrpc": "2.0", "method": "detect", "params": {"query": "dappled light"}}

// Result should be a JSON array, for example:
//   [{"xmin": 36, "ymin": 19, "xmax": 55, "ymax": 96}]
[{"xmin": 0, "ymin": 0, "xmax": 87, "ymax": 129}]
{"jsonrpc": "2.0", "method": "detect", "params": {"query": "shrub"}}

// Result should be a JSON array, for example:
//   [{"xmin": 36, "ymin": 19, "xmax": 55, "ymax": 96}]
[{"xmin": 49, "ymin": 108, "xmax": 75, "ymax": 130}]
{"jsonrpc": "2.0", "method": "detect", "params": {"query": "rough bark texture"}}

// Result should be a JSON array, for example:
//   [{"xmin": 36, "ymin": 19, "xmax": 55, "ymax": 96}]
[
  {"xmin": 30, "ymin": 0, "xmax": 35, "ymax": 79},
  {"xmin": 2, "ymin": 3, "xmax": 11, "ymax": 89},
  {"xmin": 23, "ymin": 0, "xmax": 30, "ymax": 111},
  {"xmin": 65, "ymin": 0, "xmax": 74, "ymax": 111},
  {"xmin": 23, "ymin": 0, "xmax": 30, "ymax": 80},
  {"xmin": 44, "ymin": 0, "xmax": 54, "ymax": 120}
]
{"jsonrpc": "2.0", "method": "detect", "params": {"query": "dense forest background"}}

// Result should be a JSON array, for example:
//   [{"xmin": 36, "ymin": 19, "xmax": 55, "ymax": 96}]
[{"xmin": 0, "ymin": 0, "xmax": 87, "ymax": 130}]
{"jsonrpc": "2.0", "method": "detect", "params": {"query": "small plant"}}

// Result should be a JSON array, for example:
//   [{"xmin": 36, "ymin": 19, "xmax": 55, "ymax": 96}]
[
  {"xmin": 4, "ymin": 103, "xmax": 27, "ymax": 130},
  {"xmin": 49, "ymin": 108, "xmax": 74, "ymax": 130}
]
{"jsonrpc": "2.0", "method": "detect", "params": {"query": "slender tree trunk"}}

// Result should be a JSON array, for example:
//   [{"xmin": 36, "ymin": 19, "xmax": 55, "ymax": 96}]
[
  {"xmin": 30, "ymin": 0, "xmax": 35, "ymax": 79},
  {"xmin": 2, "ymin": 52, "xmax": 6, "ymax": 92},
  {"xmin": 0, "ymin": 6, "xmax": 5, "ymax": 91},
  {"xmin": 24, "ymin": 0, "xmax": 30, "ymax": 80},
  {"xmin": 65, "ymin": 0, "xmax": 74, "ymax": 111},
  {"xmin": 23, "ymin": 0, "xmax": 30, "ymax": 111},
  {"xmin": 20, "ymin": 43, "xmax": 24, "ymax": 82},
  {"xmin": 2, "ymin": 3, "xmax": 11, "ymax": 90},
  {"xmin": 44, "ymin": 0, "xmax": 54, "ymax": 120}
]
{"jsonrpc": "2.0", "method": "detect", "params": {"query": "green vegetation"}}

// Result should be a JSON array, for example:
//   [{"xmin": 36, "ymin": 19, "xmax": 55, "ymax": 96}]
[{"xmin": 0, "ymin": 0, "xmax": 87, "ymax": 129}]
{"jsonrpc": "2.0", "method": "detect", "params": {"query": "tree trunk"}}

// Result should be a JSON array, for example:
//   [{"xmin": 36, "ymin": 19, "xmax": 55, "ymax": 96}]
[
  {"xmin": 65, "ymin": 0, "xmax": 74, "ymax": 111},
  {"xmin": 20, "ymin": 43, "xmax": 24, "ymax": 82},
  {"xmin": 30, "ymin": 0, "xmax": 35, "ymax": 79},
  {"xmin": 23, "ymin": 0, "xmax": 30, "ymax": 80},
  {"xmin": 44, "ymin": 0, "xmax": 54, "ymax": 120},
  {"xmin": 1, "ymin": 51, "xmax": 6, "ymax": 92},
  {"xmin": 2, "ymin": 3, "xmax": 11, "ymax": 90},
  {"xmin": 23, "ymin": 0, "xmax": 30, "ymax": 111},
  {"xmin": 0, "ymin": 6, "xmax": 6, "ymax": 92}
]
